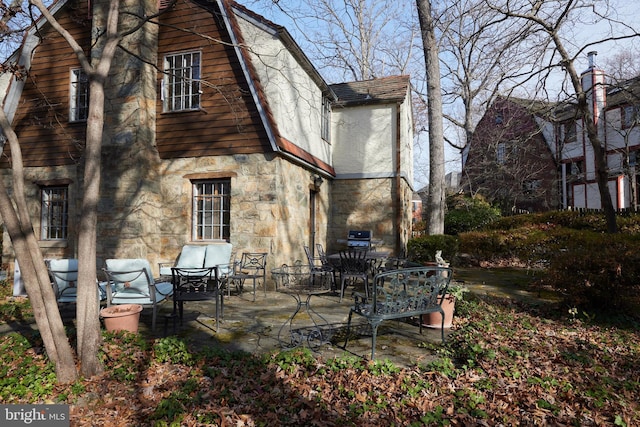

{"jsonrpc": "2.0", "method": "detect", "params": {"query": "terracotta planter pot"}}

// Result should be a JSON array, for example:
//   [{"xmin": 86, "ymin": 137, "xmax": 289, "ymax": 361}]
[
  {"xmin": 100, "ymin": 304, "xmax": 143, "ymax": 332},
  {"xmin": 422, "ymin": 294, "xmax": 455, "ymax": 329}
]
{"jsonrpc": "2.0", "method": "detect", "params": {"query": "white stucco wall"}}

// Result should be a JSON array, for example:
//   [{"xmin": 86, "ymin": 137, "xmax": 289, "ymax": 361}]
[
  {"xmin": 234, "ymin": 13, "xmax": 332, "ymax": 167},
  {"xmin": 331, "ymin": 104, "xmax": 395, "ymax": 177}
]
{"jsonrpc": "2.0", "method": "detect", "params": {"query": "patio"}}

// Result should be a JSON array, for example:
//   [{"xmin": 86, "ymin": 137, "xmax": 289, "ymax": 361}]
[{"xmin": 93, "ymin": 287, "xmax": 451, "ymax": 367}]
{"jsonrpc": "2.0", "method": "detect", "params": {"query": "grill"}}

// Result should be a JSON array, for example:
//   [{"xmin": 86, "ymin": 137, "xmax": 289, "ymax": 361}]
[{"xmin": 347, "ymin": 230, "xmax": 372, "ymax": 249}]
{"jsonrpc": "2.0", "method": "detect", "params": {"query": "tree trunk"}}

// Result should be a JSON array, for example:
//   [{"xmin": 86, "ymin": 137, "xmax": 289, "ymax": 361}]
[
  {"xmin": 75, "ymin": 0, "xmax": 121, "ymax": 377},
  {"xmin": 76, "ymin": 77, "xmax": 106, "ymax": 377},
  {"xmin": 0, "ymin": 111, "xmax": 78, "ymax": 384},
  {"xmin": 26, "ymin": 0, "xmax": 122, "ymax": 378},
  {"xmin": 416, "ymin": 0, "xmax": 446, "ymax": 235}
]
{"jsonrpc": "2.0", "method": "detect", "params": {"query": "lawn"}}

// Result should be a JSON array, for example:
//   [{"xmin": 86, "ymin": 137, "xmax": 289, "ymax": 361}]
[{"xmin": 1, "ymin": 280, "xmax": 639, "ymax": 426}]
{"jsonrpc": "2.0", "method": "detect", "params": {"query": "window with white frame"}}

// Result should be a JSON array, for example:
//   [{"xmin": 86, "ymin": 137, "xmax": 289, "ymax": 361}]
[
  {"xmin": 321, "ymin": 97, "xmax": 331, "ymax": 142},
  {"xmin": 163, "ymin": 51, "xmax": 201, "ymax": 112},
  {"xmin": 192, "ymin": 179, "xmax": 230, "ymax": 241},
  {"xmin": 41, "ymin": 186, "xmax": 68, "ymax": 240},
  {"xmin": 70, "ymin": 68, "xmax": 89, "ymax": 122}
]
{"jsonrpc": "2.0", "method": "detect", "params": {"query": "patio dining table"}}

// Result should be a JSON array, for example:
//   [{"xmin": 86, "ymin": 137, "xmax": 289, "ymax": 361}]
[
  {"xmin": 326, "ymin": 250, "xmax": 391, "ymax": 276},
  {"xmin": 271, "ymin": 263, "xmax": 333, "ymax": 349}
]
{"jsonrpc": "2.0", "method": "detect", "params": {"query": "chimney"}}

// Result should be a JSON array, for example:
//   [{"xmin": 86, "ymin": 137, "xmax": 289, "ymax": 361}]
[
  {"xmin": 587, "ymin": 51, "xmax": 598, "ymax": 69},
  {"xmin": 582, "ymin": 50, "xmax": 605, "ymax": 126}
]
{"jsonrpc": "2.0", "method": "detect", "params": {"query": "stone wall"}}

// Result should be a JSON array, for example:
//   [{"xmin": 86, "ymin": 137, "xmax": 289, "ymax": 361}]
[
  {"xmin": 152, "ymin": 153, "xmax": 329, "ymax": 285},
  {"xmin": 328, "ymin": 178, "xmax": 398, "ymax": 255},
  {"xmin": 91, "ymin": 0, "xmax": 162, "ymax": 266}
]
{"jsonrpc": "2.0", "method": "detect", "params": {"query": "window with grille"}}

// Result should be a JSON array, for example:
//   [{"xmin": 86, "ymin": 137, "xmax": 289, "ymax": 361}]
[
  {"xmin": 163, "ymin": 51, "xmax": 201, "ymax": 112},
  {"xmin": 192, "ymin": 180, "xmax": 230, "ymax": 241},
  {"xmin": 41, "ymin": 187, "xmax": 68, "ymax": 240},
  {"xmin": 70, "ymin": 68, "xmax": 89, "ymax": 122}
]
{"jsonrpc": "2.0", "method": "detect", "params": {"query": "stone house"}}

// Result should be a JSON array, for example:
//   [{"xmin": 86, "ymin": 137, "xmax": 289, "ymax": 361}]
[{"xmin": 0, "ymin": 0, "xmax": 414, "ymax": 282}]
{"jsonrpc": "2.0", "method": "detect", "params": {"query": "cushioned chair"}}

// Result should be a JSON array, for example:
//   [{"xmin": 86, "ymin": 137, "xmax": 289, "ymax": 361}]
[
  {"xmin": 159, "ymin": 245, "xmax": 207, "ymax": 277},
  {"xmin": 47, "ymin": 258, "xmax": 106, "ymax": 303},
  {"xmin": 104, "ymin": 258, "xmax": 173, "ymax": 331},
  {"xmin": 159, "ymin": 244, "xmax": 233, "ymax": 280},
  {"xmin": 204, "ymin": 243, "xmax": 234, "ymax": 284}
]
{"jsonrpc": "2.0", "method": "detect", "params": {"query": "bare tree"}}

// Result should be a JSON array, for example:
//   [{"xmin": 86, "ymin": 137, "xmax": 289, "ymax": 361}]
[
  {"xmin": 437, "ymin": 0, "xmax": 538, "ymax": 157},
  {"xmin": 0, "ymin": 104, "xmax": 79, "ymax": 383},
  {"xmin": 482, "ymin": 0, "xmax": 640, "ymax": 233},
  {"xmin": 603, "ymin": 48, "xmax": 640, "ymax": 81},
  {"xmin": 248, "ymin": 0, "xmax": 415, "ymax": 83},
  {"xmin": 1, "ymin": 0, "xmax": 79, "ymax": 383},
  {"xmin": 0, "ymin": 0, "xmax": 122, "ymax": 380}
]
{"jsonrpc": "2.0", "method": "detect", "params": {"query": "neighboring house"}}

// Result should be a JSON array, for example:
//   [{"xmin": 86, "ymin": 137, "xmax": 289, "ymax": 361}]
[
  {"xmin": 464, "ymin": 51, "xmax": 640, "ymax": 212},
  {"xmin": 444, "ymin": 171, "xmax": 461, "ymax": 193},
  {"xmin": 411, "ymin": 192, "xmax": 422, "ymax": 224},
  {"xmin": 563, "ymin": 53, "xmax": 640, "ymax": 210},
  {"xmin": 462, "ymin": 96, "xmax": 559, "ymax": 213},
  {"xmin": 0, "ymin": 0, "xmax": 414, "ymax": 280}
]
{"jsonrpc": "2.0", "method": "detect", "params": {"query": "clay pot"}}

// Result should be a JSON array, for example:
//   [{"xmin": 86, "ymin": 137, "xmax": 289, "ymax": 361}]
[
  {"xmin": 100, "ymin": 304, "xmax": 143, "ymax": 332},
  {"xmin": 422, "ymin": 294, "xmax": 455, "ymax": 328}
]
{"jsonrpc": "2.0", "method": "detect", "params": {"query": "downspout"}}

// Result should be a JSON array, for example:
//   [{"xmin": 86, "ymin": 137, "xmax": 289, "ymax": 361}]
[{"xmin": 395, "ymin": 103, "xmax": 403, "ymax": 256}]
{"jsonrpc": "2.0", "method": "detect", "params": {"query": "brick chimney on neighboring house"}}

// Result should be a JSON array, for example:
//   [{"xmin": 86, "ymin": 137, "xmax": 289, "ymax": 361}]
[{"xmin": 581, "ymin": 51, "xmax": 607, "ymax": 127}]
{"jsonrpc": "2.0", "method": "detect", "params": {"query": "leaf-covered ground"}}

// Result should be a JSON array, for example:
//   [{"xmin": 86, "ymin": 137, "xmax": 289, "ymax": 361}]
[{"xmin": 1, "ymin": 294, "xmax": 639, "ymax": 426}]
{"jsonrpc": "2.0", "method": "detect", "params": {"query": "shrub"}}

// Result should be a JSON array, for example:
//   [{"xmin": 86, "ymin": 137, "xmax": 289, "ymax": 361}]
[
  {"xmin": 407, "ymin": 235, "xmax": 459, "ymax": 265},
  {"xmin": 538, "ymin": 231, "xmax": 640, "ymax": 314},
  {"xmin": 458, "ymin": 223, "xmax": 560, "ymax": 267},
  {"xmin": 444, "ymin": 194, "xmax": 501, "ymax": 235}
]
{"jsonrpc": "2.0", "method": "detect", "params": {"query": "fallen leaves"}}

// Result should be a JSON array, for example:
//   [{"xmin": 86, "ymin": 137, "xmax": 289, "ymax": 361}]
[{"xmin": 1, "ymin": 294, "xmax": 639, "ymax": 425}]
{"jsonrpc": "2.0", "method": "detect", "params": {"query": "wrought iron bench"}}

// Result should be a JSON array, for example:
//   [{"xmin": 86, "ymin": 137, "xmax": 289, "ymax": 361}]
[{"xmin": 343, "ymin": 266, "xmax": 453, "ymax": 360}]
